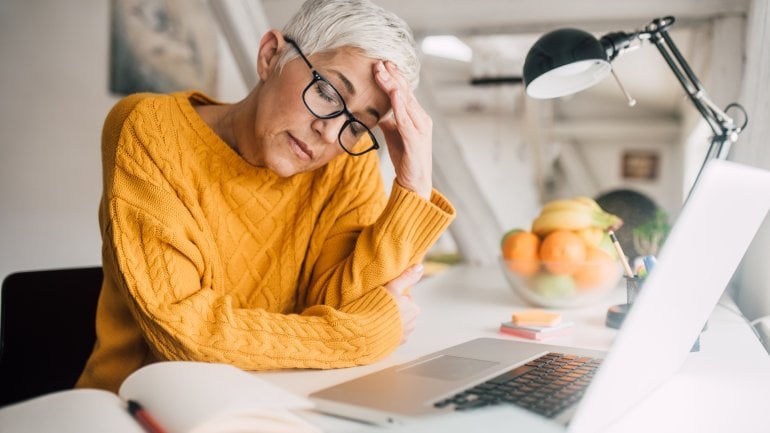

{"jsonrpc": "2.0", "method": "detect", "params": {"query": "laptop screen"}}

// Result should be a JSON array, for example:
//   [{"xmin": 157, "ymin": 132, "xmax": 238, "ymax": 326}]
[{"xmin": 568, "ymin": 159, "xmax": 770, "ymax": 433}]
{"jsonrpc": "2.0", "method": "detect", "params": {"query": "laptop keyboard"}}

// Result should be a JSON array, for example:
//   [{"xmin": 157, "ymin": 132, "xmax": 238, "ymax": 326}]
[{"xmin": 433, "ymin": 352, "xmax": 602, "ymax": 418}]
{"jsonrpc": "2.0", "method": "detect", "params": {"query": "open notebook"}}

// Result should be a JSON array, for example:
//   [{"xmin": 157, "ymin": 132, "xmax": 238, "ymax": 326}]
[
  {"xmin": 310, "ymin": 159, "xmax": 770, "ymax": 433},
  {"xmin": 0, "ymin": 361, "xmax": 320, "ymax": 433}
]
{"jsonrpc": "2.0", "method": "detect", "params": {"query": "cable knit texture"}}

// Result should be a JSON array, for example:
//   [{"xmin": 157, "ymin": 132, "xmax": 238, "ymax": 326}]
[{"xmin": 76, "ymin": 91, "xmax": 455, "ymax": 392}]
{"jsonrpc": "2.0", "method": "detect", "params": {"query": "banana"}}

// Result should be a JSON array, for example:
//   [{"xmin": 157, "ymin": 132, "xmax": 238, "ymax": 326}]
[
  {"xmin": 532, "ymin": 196, "xmax": 623, "ymax": 237},
  {"xmin": 539, "ymin": 197, "xmax": 595, "ymax": 214},
  {"xmin": 531, "ymin": 208, "xmax": 596, "ymax": 236}
]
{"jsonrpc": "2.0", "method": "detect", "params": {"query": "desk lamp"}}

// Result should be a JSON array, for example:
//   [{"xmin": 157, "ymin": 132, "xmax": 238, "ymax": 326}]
[
  {"xmin": 522, "ymin": 16, "xmax": 749, "ymax": 330},
  {"xmin": 522, "ymin": 16, "xmax": 747, "ymax": 200}
]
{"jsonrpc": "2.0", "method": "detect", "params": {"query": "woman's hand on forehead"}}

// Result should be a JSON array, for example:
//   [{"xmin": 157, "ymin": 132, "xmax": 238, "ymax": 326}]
[{"xmin": 374, "ymin": 61, "xmax": 433, "ymax": 199}]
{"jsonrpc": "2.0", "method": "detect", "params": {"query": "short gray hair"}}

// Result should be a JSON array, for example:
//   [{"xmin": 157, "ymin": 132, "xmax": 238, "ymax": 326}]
[{"xmin": 278, "ymin": 0, "xmax": 419, "ymax": 89}]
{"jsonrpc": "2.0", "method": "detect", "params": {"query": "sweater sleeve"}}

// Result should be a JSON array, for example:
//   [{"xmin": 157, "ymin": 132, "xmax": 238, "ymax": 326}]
[
  {"xmin": 104, "ymin": 103, "xmax": 403, "ymax": 370},
  {"xmin": 301, "ymin": 153, "xmax": 456, "ymax": 309}
]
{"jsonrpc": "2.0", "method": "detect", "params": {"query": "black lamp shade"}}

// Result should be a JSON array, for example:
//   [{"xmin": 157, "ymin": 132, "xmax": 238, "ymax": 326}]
[{"xmin": 523, "ymin": 28, "xmax": 612, "ymax": 99}]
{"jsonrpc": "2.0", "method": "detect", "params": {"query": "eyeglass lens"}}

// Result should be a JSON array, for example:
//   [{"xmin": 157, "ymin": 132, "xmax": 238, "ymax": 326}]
[{"xmin": 303, "ymin": 79, "xmax": 377, "ymax": 155}]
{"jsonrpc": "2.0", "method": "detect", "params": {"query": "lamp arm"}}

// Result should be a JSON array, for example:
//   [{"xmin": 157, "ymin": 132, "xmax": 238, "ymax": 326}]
[
  {"xmin": 649, "ymin": 21, "xmax": 749, "ymax": 200},
  {"xmin": 646, "ymin": 24, "xmax": 733, "ymax": 139},
  {"xmin": 639, "ymin": 18, "xmax": 749, "ymax": 200}
]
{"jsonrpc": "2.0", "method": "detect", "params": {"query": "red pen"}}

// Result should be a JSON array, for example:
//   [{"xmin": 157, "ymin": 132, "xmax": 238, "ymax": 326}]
[{"xmin": 127, "ymin": 400, "xmax": 169, "ymax": 433}]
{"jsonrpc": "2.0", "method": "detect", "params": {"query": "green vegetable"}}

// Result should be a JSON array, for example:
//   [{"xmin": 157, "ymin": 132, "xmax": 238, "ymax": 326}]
[{"xmin": 632, "ymin": 210, "xmax": 671, "ymax": 256}]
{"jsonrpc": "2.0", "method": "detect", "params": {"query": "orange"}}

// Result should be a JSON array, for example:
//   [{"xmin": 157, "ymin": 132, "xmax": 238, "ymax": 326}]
[
  {"xmin": 501, "ymin": 229, "xmax": 540, "ymax": 276},
  {"xmin": 539, "ymin": 230, "xmax": 587, "ymax": 275},
  {"xmin": 573, "ymin": 247, "xmax": 618, "ymax": 289}
]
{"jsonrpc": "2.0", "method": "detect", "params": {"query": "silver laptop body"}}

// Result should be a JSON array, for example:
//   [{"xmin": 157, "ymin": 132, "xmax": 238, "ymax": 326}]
[{"xmin": 311, "ymin": 159, "xmax": 770, "ymax": 433}]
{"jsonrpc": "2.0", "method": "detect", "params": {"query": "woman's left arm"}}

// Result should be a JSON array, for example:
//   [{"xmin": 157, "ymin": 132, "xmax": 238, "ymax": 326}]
[{"xmin": 300, "ymin": 177, "xmax": 454, "ymax": 309}]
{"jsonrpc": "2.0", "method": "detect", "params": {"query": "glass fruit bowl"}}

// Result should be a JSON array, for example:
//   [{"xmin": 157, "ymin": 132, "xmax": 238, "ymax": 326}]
[{"xmin": 499, "ymin": 256, "xmax": 623, "ymax": 308}]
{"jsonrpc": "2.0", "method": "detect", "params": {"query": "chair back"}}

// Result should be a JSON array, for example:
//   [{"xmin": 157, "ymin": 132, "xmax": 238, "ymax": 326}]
[{"xmin": 0, "ymin": 266, "xmax": 102, "ymax": 407}]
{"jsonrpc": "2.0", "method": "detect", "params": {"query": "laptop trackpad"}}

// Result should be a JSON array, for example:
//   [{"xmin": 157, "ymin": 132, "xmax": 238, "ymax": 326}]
[{"xmin": 399, "ymin": 355, "xmax": 499, "ymax": 381}]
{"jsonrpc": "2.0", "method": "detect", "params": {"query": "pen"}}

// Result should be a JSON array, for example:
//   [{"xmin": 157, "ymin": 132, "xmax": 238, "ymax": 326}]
[
  {"xmin": 127, "ymin": 399, "xmax": 169, "ymax": 433},
  {"xmin": 608, "ymin": 230, "xmax": 635, "ymax": 278}
]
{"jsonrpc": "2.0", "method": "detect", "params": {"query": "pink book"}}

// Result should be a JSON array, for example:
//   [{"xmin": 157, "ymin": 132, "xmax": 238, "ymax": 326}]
[{"xmin": 499, "ymin": 321, "xmax": 573, "ymax": 341}]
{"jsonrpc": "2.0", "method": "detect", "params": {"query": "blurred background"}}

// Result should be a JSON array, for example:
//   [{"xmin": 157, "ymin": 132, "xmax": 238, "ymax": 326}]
[{"xmin": 1, "ymin": 0, "xmax": 768, "ymax": 333}]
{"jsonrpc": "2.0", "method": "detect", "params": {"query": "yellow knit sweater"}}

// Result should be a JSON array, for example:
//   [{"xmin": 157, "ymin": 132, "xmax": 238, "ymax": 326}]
[{"xmin": 76, "ymin": 91, "xmax": 455, "ymax": 392}]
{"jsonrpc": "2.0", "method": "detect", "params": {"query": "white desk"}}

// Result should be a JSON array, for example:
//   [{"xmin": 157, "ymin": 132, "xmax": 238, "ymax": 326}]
[{"xmin": 257, "ymin": 263, "xmax": 770, "ymax": 432}]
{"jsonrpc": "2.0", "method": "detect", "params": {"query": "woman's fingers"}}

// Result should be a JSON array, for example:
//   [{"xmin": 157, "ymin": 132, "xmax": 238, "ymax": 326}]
[
  {"xmin": 392, "ymin": 293, "xmax": 420, "ymax": 343},
  {"xmin": 399, "ymin": 298, "xmax": 420, "ymax": 343},
  {"xmin": 390, "ymin": 88, "xmax": 415, "ymax": 131},
  {"xmin": 384, "ymin": 264, "xmax": 424, "ymax": 343},
  {"xmin": 385, "ymin": 264, "xmax": 424, "ymax": 297},
  {"xmin": 379, "ymin": 62, "xmax": 428, "ymax": 131},
  {"xmin": 375, "ymin": 63, "xmax": 410, "ymax": 129}
]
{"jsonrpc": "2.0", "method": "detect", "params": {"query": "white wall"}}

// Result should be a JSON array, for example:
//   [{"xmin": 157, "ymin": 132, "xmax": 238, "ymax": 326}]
[
  {"xmin": 0, "ymin": 0, "xmax": 247, "ymax": 282},
  {"xmin": 0, "ymin": 0, "xmax": 114, "ymax": 280},
  {"xmin": 444, "ymin": 113, "xmax": 540, "ymax": 232}
]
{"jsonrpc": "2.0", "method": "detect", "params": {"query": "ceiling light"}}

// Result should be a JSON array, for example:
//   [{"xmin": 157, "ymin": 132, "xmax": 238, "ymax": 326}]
[{"xmin": 421, "ymin": 35, "xmax": 472, "ymax": 62}]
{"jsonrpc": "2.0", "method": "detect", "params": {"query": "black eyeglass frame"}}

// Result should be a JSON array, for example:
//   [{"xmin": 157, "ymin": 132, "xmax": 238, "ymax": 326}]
[{"xmin": 284, "ymin": 37, "xmax": 380, "ymax": 156}]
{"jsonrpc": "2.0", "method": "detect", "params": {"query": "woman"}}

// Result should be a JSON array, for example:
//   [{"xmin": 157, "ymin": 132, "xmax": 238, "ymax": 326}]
[{"xmin": 77, "ymin": 0, "xmax": 455, "ymax": 393}]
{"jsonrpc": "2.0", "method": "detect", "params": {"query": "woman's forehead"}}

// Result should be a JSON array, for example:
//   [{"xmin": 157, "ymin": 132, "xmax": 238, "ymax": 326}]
[{"xmin": 306, "ymin": 47, "xmax": 391, "ymax": 119}]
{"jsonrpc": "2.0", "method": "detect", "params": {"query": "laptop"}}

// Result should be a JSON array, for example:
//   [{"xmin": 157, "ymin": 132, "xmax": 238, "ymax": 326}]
[{"xmin": 310, "ymin": 159, "xmax": 770, "ymax": 433}]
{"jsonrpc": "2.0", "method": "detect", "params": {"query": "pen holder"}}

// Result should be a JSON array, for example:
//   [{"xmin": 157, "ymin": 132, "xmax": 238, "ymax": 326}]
[
  {"xmin": 606, "ymin": 276, "xmax": 643, "ymax": 330},
  {"xmin": 625, "ymin": 276, "xmax": 643, "ymax": 305}
]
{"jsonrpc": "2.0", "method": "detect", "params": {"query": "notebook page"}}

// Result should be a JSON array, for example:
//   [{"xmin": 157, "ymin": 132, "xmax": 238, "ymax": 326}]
[
  {"xmin": 0, "ymin": 389, "xmax": 141, "ymax": 433},
  {"xmin": 119, "ymin": 361, "xmax": 319, "ymax": 433}
]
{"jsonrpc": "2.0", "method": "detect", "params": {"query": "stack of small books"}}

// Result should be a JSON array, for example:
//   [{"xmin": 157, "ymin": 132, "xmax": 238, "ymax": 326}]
[{"xmin": 499, "ymin": 309, "xmax": 574, "ymax": 341}]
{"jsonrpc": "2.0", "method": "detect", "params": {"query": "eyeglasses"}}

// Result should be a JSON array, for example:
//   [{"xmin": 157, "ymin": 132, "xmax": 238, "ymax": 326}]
[{"xmin": 284, "ymin": 37, "xmax": 380, "ymax": 156}]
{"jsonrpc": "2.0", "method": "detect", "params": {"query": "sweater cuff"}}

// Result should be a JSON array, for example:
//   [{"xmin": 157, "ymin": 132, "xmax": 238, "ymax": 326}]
[{"xmin": 375, "ymin": 181, "xmax": 456, "ymax": 256}]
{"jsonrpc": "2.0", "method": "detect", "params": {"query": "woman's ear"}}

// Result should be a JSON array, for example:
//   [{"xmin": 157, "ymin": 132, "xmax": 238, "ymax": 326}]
[{"xmin": 256, "ymin": 29, "xmax": 285, "ymax": 82}]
